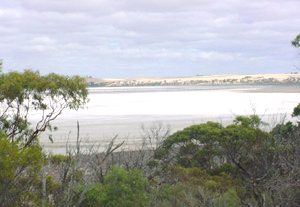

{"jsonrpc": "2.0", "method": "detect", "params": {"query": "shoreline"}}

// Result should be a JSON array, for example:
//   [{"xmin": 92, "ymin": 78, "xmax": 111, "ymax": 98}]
[{"xmin": 86, "ymin": 73, "xmax": 300, "ymax": 87}]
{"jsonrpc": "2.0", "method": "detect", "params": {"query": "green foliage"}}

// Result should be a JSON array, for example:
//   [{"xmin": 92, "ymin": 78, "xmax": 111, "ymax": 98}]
[
  {"xmin": 233, "ymin": 114, "xmax": 264, "ymax": 128},
  {"xmin": 0, "ymin": 70, "xmax": 89, "ymax": 206},
  {"xmin": 292, "ymin": 103, "xmax": 300, "ymax": 117},
  {"xmin": 153, "ymin": 115, "xmax": 276, "ymax": 205},
  {"xmin": 150, "ymin": 170, "xmax": 241, "ymax": 207},
  {"xmin": 169, "ymin": 167, "xmax": 239, "ymax": 193},
  {"xmin": 0, "ymin": 70, "xmax": 88, "ymax": 109},
  {"xmin": 102, "ymin": 167, "xmax": 149, "ymax": 207},
  {"xmin": 271, "ymin": 121, "xmax": 295, "ymax": 142},
  {"xmin": 150, "ymin": 183, "xmax": 198, "ymax": 207},
  {"xmin": 155, "ymin": 121, "xmax": 223, "ymax": 170},
  {"xmin": 220, "ymin": 122, "xmax": 273, "ymax": 175},
  {"xmin": 0, "ymin": 133, "xmax": 44, "ymax": 206},
  {"xmin": 45, "ymin": 176, "xmax": 61, "ymax": 194},
  {"xmin": 156, "ymin": 115, "xmax": 271, "ymax": 176},
  {"xmin": 76, "ymin": 184, "xmax": 104, "ymax": 207},
  {"xmin": 78, "ymin": 167, "xmax": 149, "ymax": 207},
  {"xmin": 0, "ymin": 70, "xmax": 88, "ymax": 146}
]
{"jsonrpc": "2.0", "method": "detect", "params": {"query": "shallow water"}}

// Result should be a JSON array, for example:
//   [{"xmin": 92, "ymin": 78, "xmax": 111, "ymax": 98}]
[{"xmin": 38, "ymin": 85, "xmax": 300, "ymax": 154}]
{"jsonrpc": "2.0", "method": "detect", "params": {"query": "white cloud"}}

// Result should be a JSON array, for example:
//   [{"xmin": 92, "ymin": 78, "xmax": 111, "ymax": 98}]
[
  {"xmin": 198, "ymin": 52, "xmax": 237, "ymax": 61},
  {"xmin": 0, "ymin": 8, "xmax": 21, "ymax": 18},
  {"xmin": 31, "ymin": 36, "xmax": 56, "ymax": 45}
]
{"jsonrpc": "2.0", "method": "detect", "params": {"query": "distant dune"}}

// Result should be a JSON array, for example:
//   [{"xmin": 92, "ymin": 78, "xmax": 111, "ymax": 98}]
[{"xmin": 86, "ymin": 73, "xmax": 300, "ymax": 87}]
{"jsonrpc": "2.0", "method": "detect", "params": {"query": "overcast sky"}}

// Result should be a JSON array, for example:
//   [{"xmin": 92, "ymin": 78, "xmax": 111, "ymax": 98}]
[{"xmin": 0, "ymin": 0, "xmax": 299, "ymax": 78}]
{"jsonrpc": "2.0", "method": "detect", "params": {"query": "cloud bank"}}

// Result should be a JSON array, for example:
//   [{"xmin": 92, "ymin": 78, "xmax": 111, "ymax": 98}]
[{"xmin": 0, "ymin": 0, "xmax": 299, "ymax": 77}]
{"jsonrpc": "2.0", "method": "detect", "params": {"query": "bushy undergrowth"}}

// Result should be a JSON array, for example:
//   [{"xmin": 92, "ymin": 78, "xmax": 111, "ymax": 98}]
[{"xmin": 0, "ymin": 112, "xmax": 300, "ymax": 206}]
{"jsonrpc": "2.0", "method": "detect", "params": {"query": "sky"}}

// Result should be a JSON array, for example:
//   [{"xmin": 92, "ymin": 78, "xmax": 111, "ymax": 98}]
[{"xmin": 0, "ymin": 0, "xmax": 299, "ymax": 78}]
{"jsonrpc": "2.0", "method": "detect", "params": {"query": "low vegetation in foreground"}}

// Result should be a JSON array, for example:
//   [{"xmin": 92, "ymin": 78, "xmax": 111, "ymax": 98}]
[{"xmin": 0, "ymin": 70, "xmax": 300, "ymax": 207}]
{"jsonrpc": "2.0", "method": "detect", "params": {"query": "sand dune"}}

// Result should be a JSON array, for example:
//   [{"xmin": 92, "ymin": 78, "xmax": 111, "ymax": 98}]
[{"xmin": 87, "ymin": 73, "xmax": 300, "ymax": 86}]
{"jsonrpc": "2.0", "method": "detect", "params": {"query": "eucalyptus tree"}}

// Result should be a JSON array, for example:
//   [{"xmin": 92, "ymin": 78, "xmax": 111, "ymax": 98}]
[{"xmin": 0, "ymin": 70, "xmax": 88, "ymax": 147}]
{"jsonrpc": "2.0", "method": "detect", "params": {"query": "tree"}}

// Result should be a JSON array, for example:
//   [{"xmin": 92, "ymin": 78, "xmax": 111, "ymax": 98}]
[
  {"xmin": 153, "ymin": 115, "xmax": 275, "ymax": 206},
  {"xmin": 268, "ymin": 120, "xmax": 300, "ymax": 206},
  {"xmin": 0, "ymin": 70, "xmax": 88, "ymax": 147},
  {"xmin": 154, "ymin": 121, "xmax": 223, "ymax": 170}
]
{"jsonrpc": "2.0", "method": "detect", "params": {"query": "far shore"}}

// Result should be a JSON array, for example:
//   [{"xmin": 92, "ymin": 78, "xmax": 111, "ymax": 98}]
[{"xmin": 86, "ymin": 73, "xmax": 300, "ymax": 87}]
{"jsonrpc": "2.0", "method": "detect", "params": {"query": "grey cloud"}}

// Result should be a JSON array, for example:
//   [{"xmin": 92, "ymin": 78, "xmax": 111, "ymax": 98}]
[{"xmin": 0, "ymin": 0, "xmax": 299, "ymax": 77}]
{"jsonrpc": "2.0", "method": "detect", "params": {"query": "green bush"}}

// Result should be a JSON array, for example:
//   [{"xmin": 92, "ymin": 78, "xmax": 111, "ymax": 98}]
[
  {"xmin": 79, "ymin": 167, "xmax": 149, "ymax": 207},
  {"xmin": 0, "ymin": 133, "xmax": 44, "ymax": 206}
]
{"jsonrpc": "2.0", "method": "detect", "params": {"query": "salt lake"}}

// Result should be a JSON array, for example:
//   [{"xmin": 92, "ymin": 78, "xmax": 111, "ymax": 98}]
[{"xmin": 39, "ymin": 85, "xmax": 300, "ymax": 153}]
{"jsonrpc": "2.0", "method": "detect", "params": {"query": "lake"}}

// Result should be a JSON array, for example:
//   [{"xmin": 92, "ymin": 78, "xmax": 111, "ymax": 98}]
[{"xmin": 39, "ymin": 85, "xmax": 300, "ymax": 154}]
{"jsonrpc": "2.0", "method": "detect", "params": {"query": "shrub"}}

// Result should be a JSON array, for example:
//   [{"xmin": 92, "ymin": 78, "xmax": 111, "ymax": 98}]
[
  {"xmin": 78, "ymin": 167, "xmax": 149, "ymax": 207},
  {"xmin": 0, "ymin": 133, "xmax": 44, "ymax": 206}
]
